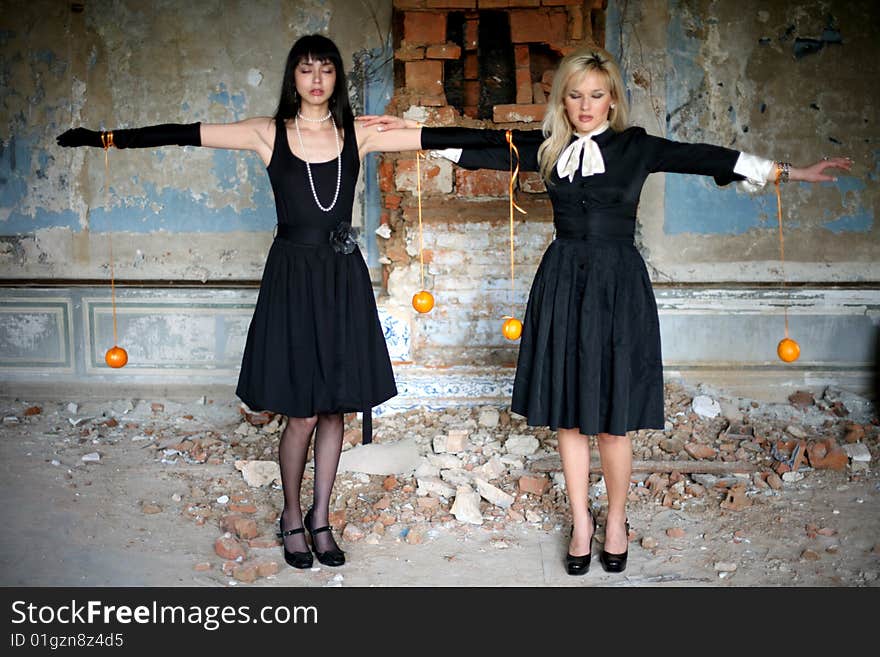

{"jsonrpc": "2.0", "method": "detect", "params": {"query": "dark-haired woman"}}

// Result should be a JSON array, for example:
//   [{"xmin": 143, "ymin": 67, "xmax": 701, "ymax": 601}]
[{"xmin": 58, "ymin": 34, "xmax": 425, "ymax": 570}]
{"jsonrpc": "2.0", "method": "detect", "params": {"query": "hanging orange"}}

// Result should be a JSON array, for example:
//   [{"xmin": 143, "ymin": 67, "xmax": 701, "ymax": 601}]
[
  {"xmin": 777, "ymin": 337, "xmax": 800, "ymax": 363},
  {"xmin": 412, "ymin": 290, "xmax": 435, "ymax": 314},
  {"xmin": 502, "ymin": 317, "xmax": 522, "ymax": 341},
  {"xmin": 105, "ymin": 345, "xmax": 128, "ymax": 368}
]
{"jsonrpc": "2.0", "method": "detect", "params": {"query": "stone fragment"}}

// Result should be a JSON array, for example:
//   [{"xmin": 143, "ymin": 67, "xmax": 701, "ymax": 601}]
[
  {"xmin": 684, "ymin": 443, "xmax": 717, "ymax": 460},
  {"xmin": 788, "ymin": 390, "xmax": 815, "ymax": 408},
  {"xmin": 801, "ymin": 549, "xmax": 821, "ymax": 561},
  {"xmin": 843, "ymin": 443, "xmax": 871, "ymax": 463},
  {"xmin": 714, "ymin": 562, "xmax": 737, "ymax": 572},
  {"xmin": 641, "ymin": 536, "xmax": 658, "ymax": 549},
  {"xmin": 214, "ymin": 535, "xmax": 247, "ymax": 561},
  {"xmin": 81, "ymin": 452, "xmax": 101, "ymax": 463},
  {"xmin": 337, "ymin": 437, "xmax": 422, "ymax": 475},
  {"xmin": 692, "ymin": 395, "xmax": 721, "ymax": 418},
  {"xmin": 478, "ymin": 408, "xmax": 500, "ymax": 428},
  {"xmin": 416, "ymin": 476, "xmax": 456, "ymax": 498},
  {"xmin": 256, "ymin": 561, "xmax": 280, "ymax": 577},
  {"xmin": 233, "ymin": 562, "xmax": 259, "ymax": 583},
  {"xmin": 505, "ymin": 434, "xmax": 539, "ymax": 456},
  {"xmin": 234, "ymin": 460, "xmax": 281, "ymax": 487},
  {"xmin": 446, "ymin": 429, "xmax": 469, "ymax": 453},
  {"xmin": 473, "ymin": 456, "xmax": 506, "ymax": 481},
  {"xmin": 666, "ymin": 527, "xmax": 686, "ymax": 538},
  {"xmin": 342, "ymin": 524, "xmax": 365, "ymax": 541},
  {"xmin": 141, "ymin": 501, "xmax": 162, "ymax": 514},
  {"xmin": 518, "ymin": 473, "xmax": 550, "ymax": 496},
  {"xmin": 450, "ymin": 485, "xmax": 483, "ymax": 525},
  {"xmin": 474, "ymin": 478, "xmax": 515, "ymax": 509},
  {"xmin": 720, "ymin": 484, "xmax": 751, "ymax": 511}
]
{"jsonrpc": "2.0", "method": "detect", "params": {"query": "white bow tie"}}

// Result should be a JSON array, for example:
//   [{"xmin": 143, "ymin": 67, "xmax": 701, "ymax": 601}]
[{"xmin": 556, "ymin": 122, "xmax": 610, "ymax": 182}]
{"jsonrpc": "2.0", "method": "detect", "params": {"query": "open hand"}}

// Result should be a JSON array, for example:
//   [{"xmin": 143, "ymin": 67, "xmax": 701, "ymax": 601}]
[
  {"xmin": 56, "ymin": 127, "xmax": 104, "ymax": 148},
  {"xmin": 355, "ymin": 115, "xmax": 412, "ymax": 131},
  {"xmin": 795, "ymin": 156, "xmax": 853, "ymax": 182}
]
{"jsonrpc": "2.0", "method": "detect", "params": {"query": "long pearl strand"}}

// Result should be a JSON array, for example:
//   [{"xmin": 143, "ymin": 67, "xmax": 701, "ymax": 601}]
[{"xmin": 294, "ymin": 114, "xmax": 342, "ymax": 213}]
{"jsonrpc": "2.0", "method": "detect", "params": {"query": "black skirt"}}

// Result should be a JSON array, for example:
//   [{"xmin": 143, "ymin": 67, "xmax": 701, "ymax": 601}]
[
  {"xmin": 510, "ymin": 236, "xmax": 665, "ymax": 435},
  {"xmin": 236, "ymin": 238, "xmax": 397, "ymax": 418}
]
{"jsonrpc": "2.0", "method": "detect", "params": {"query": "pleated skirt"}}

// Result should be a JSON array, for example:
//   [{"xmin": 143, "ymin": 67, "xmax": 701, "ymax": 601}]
[
  {"xmin": 510, "ymin": 237, "xmax": 665, "ymax": 436},
  {"xmin": 236, "ymin": 238, "xmax": 397, "ymax": 418}
]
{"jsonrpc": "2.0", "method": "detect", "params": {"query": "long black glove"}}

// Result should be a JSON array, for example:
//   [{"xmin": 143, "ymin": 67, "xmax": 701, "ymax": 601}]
[
  {"xmin": 56, "ymin": 122, "xmax": 201, "ymax": 148},
  {"xmin": 420, "ymin": 126, "xmax": 543, "ymax": 150}
]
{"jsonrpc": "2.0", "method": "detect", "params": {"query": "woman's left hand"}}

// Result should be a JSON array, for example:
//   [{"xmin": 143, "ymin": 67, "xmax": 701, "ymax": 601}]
[{"xmin": 793, "ymin": 156, "xmax": 854, "ymax": 182}]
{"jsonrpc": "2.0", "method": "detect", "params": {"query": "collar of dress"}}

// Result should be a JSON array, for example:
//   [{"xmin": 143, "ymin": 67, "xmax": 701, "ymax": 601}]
[{"xmin": 556, "ymin": 122, "xmax": 611, "ymax": 182}]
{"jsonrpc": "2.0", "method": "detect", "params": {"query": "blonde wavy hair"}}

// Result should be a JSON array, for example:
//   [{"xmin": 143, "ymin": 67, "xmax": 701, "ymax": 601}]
[{"xmin": 537, "ymin": 47, "xmax": 629, "ymax": 181}]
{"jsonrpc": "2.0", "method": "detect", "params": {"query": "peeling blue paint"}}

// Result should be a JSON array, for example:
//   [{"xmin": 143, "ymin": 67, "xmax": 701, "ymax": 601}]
[
  {"xmin": 821, "ymin": 177, "xmax": 872, "ymax": 233},
  {"xmin": 89, "ymin": 167, "xmax": 275, "ymax": 234},
  {"xmin": 2, "ymin": 208, "xmax": 80, "ymax": 234},
  {"xmin": 209, "ymin": 83, "xmax": 247, "ymax": 119},
  {"xmin": 212, "ymin": 149, "xmax": 239, "ymax": 191},
  {"xmin": 664, "ymin": 176, "xmax": 774, "ymax": 235},
  {"xmin": 666, "ymin": 3, "xmax": 706, "ymax": 134}
]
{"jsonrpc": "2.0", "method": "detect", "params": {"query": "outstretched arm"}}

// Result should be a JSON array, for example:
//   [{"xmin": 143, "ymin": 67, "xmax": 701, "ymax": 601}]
[{"xmin": 57, "ymin": 117, "xmax": 276, "ymax": 166}]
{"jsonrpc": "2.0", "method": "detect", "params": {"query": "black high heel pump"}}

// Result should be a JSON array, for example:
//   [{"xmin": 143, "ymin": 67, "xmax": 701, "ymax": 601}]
[
  {"xmin": 599, "ymin": 518, "xmax": 630, "ymax": 573},
  {"xmin": 304, "ymin": 507, "xmax": 346, "ymax": 567},
  {"xmin": 276, "ymin": 519, "xmax": 314, "ymax": 569},
  {"xmin": 565, "ymin": 510, "xmax": 595, "ymax": 576}
]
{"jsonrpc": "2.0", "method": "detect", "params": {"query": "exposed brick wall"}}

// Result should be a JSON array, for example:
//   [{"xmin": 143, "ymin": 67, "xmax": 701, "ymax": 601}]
[{"xmin": 383, "ymin": 0, "xmax": 607, "ymax": 367}]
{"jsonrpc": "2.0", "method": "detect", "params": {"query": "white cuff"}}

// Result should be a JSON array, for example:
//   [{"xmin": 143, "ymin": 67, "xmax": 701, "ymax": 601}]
[
  {"xmin": 734, "ymin": 152, "xmax": 775, "ymax": 192},
  {"xmin": 429, "ymin": 148, "xmax": 462, "ymax": 163}
]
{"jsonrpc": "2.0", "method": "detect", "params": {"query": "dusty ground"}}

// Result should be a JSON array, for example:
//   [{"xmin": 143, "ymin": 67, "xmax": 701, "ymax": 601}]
[{"xmin": 1, "ymin": 382, "xmax": 878, "ymax": 587}]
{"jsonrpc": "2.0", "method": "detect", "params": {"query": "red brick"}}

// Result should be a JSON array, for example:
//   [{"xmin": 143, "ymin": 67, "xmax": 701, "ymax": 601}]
[
  {"xmin": 464, "ymin": 19, "xmax": 479, "ymax": 49},
  {"xmin": 427, "ymin": 0, "xmax": 475, "ymax": 6},
  {"xmin": 403, "ymin": 12, "xmax": 447, "ymax": 45},
  {"xmin": 666, "ymin": 527, "xmax": 686, "ymax": 538},
  {"xmin": 455, "ymin": 168, "xmax": 510, "ymax": 197},
  {"xmin": 463, "ymin": 80, "xmax": 481, "ymax": 107},
  {"xmin": 329, "ymin": 509, "xmax": 347, "ymax": 529},
  {"xmin": 229, "ymin": 503, "xmax": 258, "ymax": 514},
  {"xmin": 518, "ymin": 473, "xmax": 550, "ymax": 495},
  {"xmin": 425, "ymin": 105, "xmax": 458, "ymax": 125},
  {"xmin": 214, "ymin": 535, "xmax": 247, "ymax": 560},
  {"xmin": 193, "ymin": 562, "xmax": 212, "ymax": 572},
  {"xmin": 255, "ymin": 560, "xmax": 280, "ymax": 577},
  {"xmin": 493, "ymin": 103, "xmax": 545, "ymax": 123},
  {"xmin": 478, "ymin": 0, "xmax": 510, "ymax": 7},
  {"xmin": 516, "ymin": 67, "xmax": 532, "ymax": 103},
  {"xmin": 507, "ymin": 0, "xmax": 540, "ymax": 5},
  {"xmin": 247, "ymin": 536, "xmax": 281, "ymax": 548},
  {"xmin": 379, "ymin": 160, "xmax": 395, "ymax": 192},
  {"xmin": 233, "ymin": 562, "xmax": 259, "ymax": 583},
  {"xmin": 151, "ymin": 402, "xmax": 164, "ymax": 413},
  {"xmin": 383, "ymin": 475, "xmax": 398, "ymax": 491},
  {"xmin": 464, "ymin": 53, "xmax": 479, "ymax": 79},
  {"xmin": 395, "ymin": 45, "xmax": 426, "ymax": 61},
  {"xmin": 394, "ymin": 0, "xmax": 427, "ymax": 8},
  {"xmin": 519, "ymin": 171, "xmax": 546, "ymax": 193},
  {"xmin": 395, "ymin": 157, "xmax": 451, "ymax": 194},
  {"xmin": 384, "ymin": 193, "xmax": 402, "ymax": 209},
  {"xmin": 510, "ymin": 10, "xmax": 566, "ymax": 43},
  {"xmin": 405, "ymin": 60, "xmax": 444, "ymax": 94},
  {"xmin": 684, "ymin": 443, "xmax": 717, "ymax": 460},
  {"xmin": 514, "ymin": 44, "xmax": 530, "ymax": 68},
  {"xmin": 426, "ymin": 43, "xmax": 462, "ymax": 59},
  {"xmin": 24, "ymin": 405, "xmax": 41, "ymax": 416},
  {"xmin": 542, "ymin": 0, "xmax": 580, "ymax": 5},
  {"xmin": 807, "ymin": 439, "xmax": 848, "ymax": 471},
  {"xmin": 463, "ymin": 106, "xmax": 479, "ymax": 119},
  {"xmin": 418, "ymin": 94, "xmax": 448, "ymax": 106},
  {"xmin": 568, "ymin": 4, "xmax": 584, "ymax": 40}
]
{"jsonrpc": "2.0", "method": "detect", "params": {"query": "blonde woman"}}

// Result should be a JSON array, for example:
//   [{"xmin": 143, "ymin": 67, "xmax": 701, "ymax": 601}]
[{"xmin": 360, "ymin": 47, "xmax": 850, "ymax": 575}]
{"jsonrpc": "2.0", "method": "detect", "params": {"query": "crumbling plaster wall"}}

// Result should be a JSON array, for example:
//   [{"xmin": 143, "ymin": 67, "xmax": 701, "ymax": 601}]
[
  {"xmin": 610, "ymin": 0, "xmax": 878, "ymax": 283},
  {"xmin": 0, "ymin": 0, "xmax": 391, "ymax": 280}
]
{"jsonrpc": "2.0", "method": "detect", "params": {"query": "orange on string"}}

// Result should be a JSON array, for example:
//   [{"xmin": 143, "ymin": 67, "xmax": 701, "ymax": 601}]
[
  {"xmin": 774, "ymin": 172, "xmax": 799, "ymax": 363},
  {"xmin": 502, "ymin": 130, "xmax": 526, "ymax": 341},
  {"xmin": 411, "ymin": 150, "xmax": 434, "ymax": 314},
  {"xmin": 101, "ymin": 131, "xmax": 127, "ymax": 368}
]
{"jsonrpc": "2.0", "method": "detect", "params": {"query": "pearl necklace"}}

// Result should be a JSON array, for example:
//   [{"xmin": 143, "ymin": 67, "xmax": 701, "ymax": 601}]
[
  {"xmin": 297, "ymin": 110, "xmax": 331, "ymax": 123},
  {"xmin": 294, "ymin": 115, "xmax": 342, "ymax": 213}
]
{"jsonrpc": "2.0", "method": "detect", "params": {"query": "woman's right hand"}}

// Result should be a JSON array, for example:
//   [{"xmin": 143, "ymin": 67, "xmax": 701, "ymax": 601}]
[{"xmin": 56, "ymin": 127, "xmax": 104, "ymax": 148}]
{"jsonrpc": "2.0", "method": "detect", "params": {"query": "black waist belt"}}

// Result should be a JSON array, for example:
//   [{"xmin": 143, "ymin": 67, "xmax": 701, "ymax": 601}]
[
  {"xmin": 275, "ymin": 224, "xmax": 331, "ymax": 245},
  {"xmin": 555, "ymin": 214, "xmax": 636, "ymax": 242}
]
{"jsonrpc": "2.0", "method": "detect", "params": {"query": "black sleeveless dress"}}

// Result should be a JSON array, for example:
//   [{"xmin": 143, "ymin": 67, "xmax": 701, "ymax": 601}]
[
  {"xmin": 428, "ymin": 126, "xmax": 746, "ymax": 436},
  {"xmin": 235, "ymin": 116, "xmax": 397, "ymax": 437}
]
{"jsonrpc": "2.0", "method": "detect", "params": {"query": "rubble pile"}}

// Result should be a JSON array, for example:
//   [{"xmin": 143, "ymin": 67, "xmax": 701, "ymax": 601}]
[{"xmin": 2, "ymin": 382, "xmax": 876, "ymax": 584}]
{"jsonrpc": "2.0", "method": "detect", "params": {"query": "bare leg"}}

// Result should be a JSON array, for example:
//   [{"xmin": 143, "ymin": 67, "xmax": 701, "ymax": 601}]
[
  {"xmin": 278, "ymin": 415, "xmax": 317, "ymax": 553},
  {"xmin": 597, "ymin": 432, "xmax": 632, "ymax": 554},
  {"xmin": 558, "ymin": 427, "xmax": 594, "ymax": 556},
  {"xmin": 310, "ymin": 412, "xmax": 344, "ymax": 554}
]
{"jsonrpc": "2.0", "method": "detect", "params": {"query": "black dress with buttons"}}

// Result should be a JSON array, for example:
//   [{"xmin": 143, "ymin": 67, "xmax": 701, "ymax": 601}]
[
  {"xmin": 424, "ymin": 126, "xmax": 745, "ymax": 436},
  {"xmin": 236, "ymin": 116, "xmax": 397, "ymax": 435}
]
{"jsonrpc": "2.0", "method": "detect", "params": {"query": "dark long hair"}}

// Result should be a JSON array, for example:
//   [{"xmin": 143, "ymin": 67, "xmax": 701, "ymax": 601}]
[{"xmin": 274, "ymin": 34, "xmax": 353, "ymax": 127}]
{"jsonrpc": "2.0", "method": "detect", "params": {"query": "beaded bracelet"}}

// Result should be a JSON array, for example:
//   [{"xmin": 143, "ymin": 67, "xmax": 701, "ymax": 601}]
[{"xmin": 776, "ymin": 160, "xmax": 791, "ymax": 183}]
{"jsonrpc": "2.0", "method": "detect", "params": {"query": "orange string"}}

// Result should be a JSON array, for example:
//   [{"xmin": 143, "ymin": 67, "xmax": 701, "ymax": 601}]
[
  {"xmin": 505, "ymin": 130, "xmax": 526, "ymax": 312},
  {"xmin": 101, "ymin": 131, "xmax": 118, "ymax": 346},
  {"xmin": 774, "ymin": 171, "xmax": 789, "ymax": 339},
  {"xmin": 415, "ymin": 150, "xmax": 425, "ymax": 290}
]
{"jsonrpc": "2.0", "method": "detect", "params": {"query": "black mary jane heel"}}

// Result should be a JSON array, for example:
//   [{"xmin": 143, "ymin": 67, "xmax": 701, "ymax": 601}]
[
  {"xmin": 305, "ymin": 507, "xmax": 346, "ymax": 567},
  {"xmin": 277, "ymin": 520, "xmax": 314, "ymax": 569}
]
